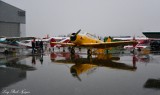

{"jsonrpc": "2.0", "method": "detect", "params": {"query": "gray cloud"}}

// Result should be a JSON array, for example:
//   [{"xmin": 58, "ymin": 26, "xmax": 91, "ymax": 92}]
[{"xmin": 3, "ymin": 0, "xmax": 160, "ymax": 37}]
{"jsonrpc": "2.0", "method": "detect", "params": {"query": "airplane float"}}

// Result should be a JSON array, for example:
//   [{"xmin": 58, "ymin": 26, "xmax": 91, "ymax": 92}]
[
  {"xmin": 52, "ymin": 29, "xmax": 138, "ymax": 55},
  {"xmin": 0, "ymin": 36, "xmax": 35, "ymax": 54}
]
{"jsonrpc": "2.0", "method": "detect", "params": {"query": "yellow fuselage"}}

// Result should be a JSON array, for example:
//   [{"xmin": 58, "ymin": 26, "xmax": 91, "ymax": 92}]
[{"xmin": 71, "ymin": 34, "xmax": 103, "ymax": 46}]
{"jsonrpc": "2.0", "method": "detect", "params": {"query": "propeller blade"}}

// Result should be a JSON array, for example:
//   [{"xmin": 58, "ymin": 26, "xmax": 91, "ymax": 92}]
[
  {"xmin": 70, "ymin": 29, "xmax": 81, "ymax": 41},
  {"xmin": 75, "ymin": 29, "xmax": 81, "ymax": 35}
]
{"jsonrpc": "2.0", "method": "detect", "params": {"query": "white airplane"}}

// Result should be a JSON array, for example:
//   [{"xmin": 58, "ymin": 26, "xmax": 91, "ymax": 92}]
[
  {"xmin": 113, "ymin": 36, "xmax": 149, "ymax": 41},
  {"xmin": 0, "ymin": 36, "xmax": 35, "ymax": 53},
  {"xmin": 124, "ymin": 40, "xmax": 150, "ymax": 49},
  {"xmin": 113, "ymin": 36, "xmax": 150, "ymax": 50}
]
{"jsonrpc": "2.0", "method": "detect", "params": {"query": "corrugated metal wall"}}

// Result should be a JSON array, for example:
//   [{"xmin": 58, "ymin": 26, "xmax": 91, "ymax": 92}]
[
  {"xmin": 0, "ymin": 1, "xmax": 25, "ymax": 24},
  {"xmin": 0, "ymin": 22, "xmax": 19, "ymax": 37},
  {"xmin": 0, "ymin": 1, "xmax": 25, "ymax": 37}
]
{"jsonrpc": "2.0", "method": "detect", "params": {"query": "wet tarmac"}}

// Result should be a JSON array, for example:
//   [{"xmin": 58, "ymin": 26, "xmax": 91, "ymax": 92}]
[{"xmin": 0, "ymin": 49, "xmax": 160, "ymax": 95}]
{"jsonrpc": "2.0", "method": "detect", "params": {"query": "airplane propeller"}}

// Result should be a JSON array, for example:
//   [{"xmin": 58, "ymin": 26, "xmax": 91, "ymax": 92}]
[
  {"xmin": 70, "ymin": 29, "xmax": 81, "ymax": 41},
  {"xmin": 75, "ymin": 29, "xmax": 81, "ymax": 35}
]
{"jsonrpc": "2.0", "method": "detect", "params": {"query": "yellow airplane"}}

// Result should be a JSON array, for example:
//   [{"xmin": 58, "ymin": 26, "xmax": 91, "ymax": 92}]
[{"xmin": 53, "ymin": 29, "xmax": 138, "ymax": 55}]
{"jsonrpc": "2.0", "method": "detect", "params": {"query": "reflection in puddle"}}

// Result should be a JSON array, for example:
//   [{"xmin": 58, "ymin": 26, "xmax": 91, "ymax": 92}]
[
  {"xmin": 0, "ymin": 49, "xmax": 160, "ymax": 95},
  {"xmin": 52, "ymin": 52, "xmax": 137, "ymax": 81},
  {"xmin": 0, "ymin": 54, "xmax": 36, "ymax": 90}
]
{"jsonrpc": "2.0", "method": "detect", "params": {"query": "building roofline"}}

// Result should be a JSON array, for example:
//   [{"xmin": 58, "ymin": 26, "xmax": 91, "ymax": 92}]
[{"xmin": 1, "ymin": 0, "xmax": 25, "ymax": 11}]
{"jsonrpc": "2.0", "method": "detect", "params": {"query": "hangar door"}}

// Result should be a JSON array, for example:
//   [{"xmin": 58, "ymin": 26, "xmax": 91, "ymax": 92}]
[{"xmin": 0, "ymin": 22, "xmax": 20, "ymax": 37}]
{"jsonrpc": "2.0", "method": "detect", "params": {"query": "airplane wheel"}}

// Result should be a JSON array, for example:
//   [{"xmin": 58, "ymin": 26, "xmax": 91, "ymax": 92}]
[
  {"xmin": 87, "ymin": 49, "xmax": 92, "ymax": 56},
  {"xmin": 4, "ymin": 50, "xmax": 9, "ymax": 54},
  {"xmin": 68, "ymin": 47, "xmax": 71, "ymax": 51},
  {"xmin": 131, "ymin": 49, "xmax": 135, "ymax": 54},
  {"xmin": 71, "ymin": 47, "xmax": 75, "ymax": 54},
  {"xmin": 63, "ymin": 47, "xmax": 65, "ymax": 52},
  {"xmin": 79, "ymin": 48, "xmax": 81, "ymax": 52},
  {"xmin": 137, "ymin": 48, "xmax": 141, "ymax": 52}
]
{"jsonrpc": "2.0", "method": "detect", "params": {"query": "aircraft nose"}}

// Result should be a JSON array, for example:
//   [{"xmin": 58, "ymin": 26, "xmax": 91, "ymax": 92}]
[
  {"xmin": 70, "ymin": 68, "xmax": 77, "ymax": 77},
  {"xmin": 70, "ymin": 33, "xmax": 77, "ymax": 41},
  {"xmin": 70, "ymin": 29, "xmax": 81, "ymax": 41}
]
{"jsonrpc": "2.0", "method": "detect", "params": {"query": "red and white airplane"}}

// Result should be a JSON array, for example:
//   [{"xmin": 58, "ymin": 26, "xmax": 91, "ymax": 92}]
[
  {"xmin": 122, "ymin": 37, "xmax": 150, "ymax": 50},
  {"xmin": 49, "ymin": 37, "xmax": 70, "ymax": 52},
  {"xmin": 50, "ymin": 37, "xmax": 70, "ymax": 48},
  {"xmin": 113, "ymin": 36, "xmax": 150, "ymax": 54}
]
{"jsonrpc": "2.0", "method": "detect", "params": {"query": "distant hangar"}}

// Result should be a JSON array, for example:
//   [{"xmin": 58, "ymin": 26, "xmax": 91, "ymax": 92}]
[
  {"xmin": 143, "ymin": 32, "xmax": 160, "ymax": 38},
  {"xmin": 0, "ymin": 0, "xmax": 25, "ymax": 37}
]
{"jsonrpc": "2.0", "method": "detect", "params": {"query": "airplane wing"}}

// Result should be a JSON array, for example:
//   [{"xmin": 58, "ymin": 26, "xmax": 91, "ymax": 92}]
[
  {"xmin": 81, "ymin": 41, "xmax": 137, "ymax": 48},
  {"xmin": 5, "ymin": 37, "xmax": 35, "ymax": 41},
  {"xmin": 51, "ymin": 42, "xmax": 76, "ymax": 46},
  {"xmin": 52, "ymin": 41, "xmax": 137, "ymax": 48}
]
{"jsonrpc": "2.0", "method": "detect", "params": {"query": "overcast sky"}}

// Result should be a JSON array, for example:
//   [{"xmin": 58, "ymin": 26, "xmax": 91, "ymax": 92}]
[{"xmin": 2, "ymin": 0, "xmax": 160, "ymax": 37}]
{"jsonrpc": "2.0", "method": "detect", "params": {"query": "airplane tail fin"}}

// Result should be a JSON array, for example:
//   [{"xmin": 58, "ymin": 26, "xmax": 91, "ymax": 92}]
[
  {"xmin": 103, "ymin": 36, "xmax": 113, "ymax": 51},
  {"xmin": 50, "ymin": 38, "xmax": 56, "ymax": 47},
  {"xmin": 132, "ymin": 35, "xmax": 138, "ymax": 48},
  {"xmin": 104, "ymin": 36, "xmax": 113, "ymax": 42}
]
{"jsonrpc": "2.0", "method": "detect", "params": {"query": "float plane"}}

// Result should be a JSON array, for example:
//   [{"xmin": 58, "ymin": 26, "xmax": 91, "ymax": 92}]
[{"xmin": 52, "ymin": 29, "xmax": 138, "ymax": 55}]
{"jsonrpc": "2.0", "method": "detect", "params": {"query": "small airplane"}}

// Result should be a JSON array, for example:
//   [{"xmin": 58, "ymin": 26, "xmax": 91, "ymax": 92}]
[
  {"xmin": 41, "ymin": 36, "xmax": 70, "ymax": 52},
  {"xmin": 48, "ymin": 36, "xmax": 69, "ymax": 46},
  {"xmin": 113, "ymin": 36, "xmax": 148, "ymax": 41},
  {"xmin": 52, "ymin": 29, "xmax": 138, "ymax": 55},
  {"xmin": 0, "ymin": 36, "xmax": 35, "ymax": 53},
  {"xmin": 124, "ymin": 38, "xmax": 150, "ymax": 53},
  {"xmin": 51, "ymin": 37, "xmax": 70, "ymax": 52},
  {"xmin": 113, "ymin": 36, "xmax": 150, "ymax": 49}
]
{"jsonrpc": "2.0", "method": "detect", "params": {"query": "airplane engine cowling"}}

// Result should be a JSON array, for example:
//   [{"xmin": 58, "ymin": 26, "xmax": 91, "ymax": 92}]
[
  {"xmin": 70, "ymin": 29, "xmax": 81, "ymax": 42},
  {"xmin": 70, "ymin": 33, "xmax": 77, "ymax": 41}
]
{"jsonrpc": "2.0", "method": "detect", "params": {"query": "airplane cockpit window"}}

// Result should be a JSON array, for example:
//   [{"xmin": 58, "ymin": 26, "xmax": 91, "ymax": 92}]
[{"xmin": 85, "ymin": 33, "xmax": 97, "ymax": 39}]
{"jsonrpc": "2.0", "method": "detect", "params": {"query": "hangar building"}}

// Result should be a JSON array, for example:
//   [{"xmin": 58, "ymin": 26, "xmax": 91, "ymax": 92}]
[
  {"xmin": 143, "ymin": 32, "xmax": 160, "ymax": 38},
  {"xmin": 0, "ymin": 0, "xmax": 26, "ymax": 37}
]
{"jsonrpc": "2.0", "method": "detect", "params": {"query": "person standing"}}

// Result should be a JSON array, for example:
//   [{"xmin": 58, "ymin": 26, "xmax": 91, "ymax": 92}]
[
  {"xmin": 39, "ymin": 40, "xmax": 43, "ymax": 53},
  {"xmin": 32, "ymin": 39, "xmax": 36, "ymax": 54}
]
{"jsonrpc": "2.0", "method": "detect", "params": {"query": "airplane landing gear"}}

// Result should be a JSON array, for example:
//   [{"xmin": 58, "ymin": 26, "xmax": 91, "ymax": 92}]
[
  {"xmin": 87, "ymin": 49, "xmax": 92, "ymax": 62},
  {"xmin": 105, "ymin": 49, "xmax": 109, "ymax": 54},
  {"xmin": 70, "ymin": 47, "xmax": 75, "ymax": 55},
  {"xmin": 63, "ymin": 47, "xmax": 65, "ymax": 52},
  {"xmin": 4, "ymin": 50, "xmax": 9, "ymax": 54},
  {"xmin": 52, "ymin": 48, "xmax": 54, "ymax": 52},
  {"xmin": 87, "ymin": 49, "xmax": 92, "ymax": 56}
]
